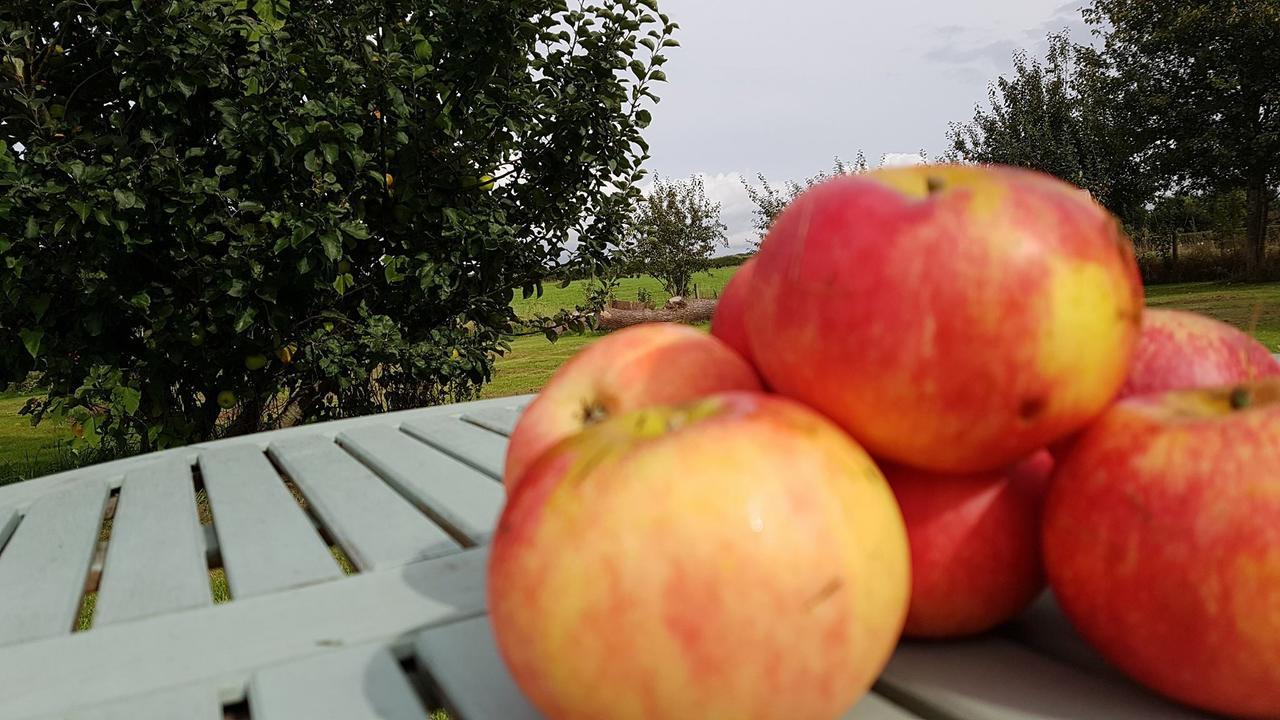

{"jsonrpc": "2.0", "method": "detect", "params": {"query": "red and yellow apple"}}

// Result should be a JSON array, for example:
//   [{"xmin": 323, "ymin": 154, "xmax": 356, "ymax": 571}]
[
  {"xmin": 710, "ymin": 258, "xmax": 757, "ymax": 365},
  {"xmin": 503, "ymin": 323, "xmax": 761, "ymax": 490},
  {"xmin": 1043, "ymin": 379, "xmax": 1280, "ymax": 718},
  {"xmin": 489, "ymin": 392, "xmax": 911, "ymax": 720},
  {"xmin": 745, "ymin": 164, "xmax": 1143, "ymax": 473},
  {"xmin": 1119, "ymin": 307, "xmax": 1279, "ymax": 399},
  {"xmin": 886, "ymin": 450, "xmax": 1052, "ymax": 639}
]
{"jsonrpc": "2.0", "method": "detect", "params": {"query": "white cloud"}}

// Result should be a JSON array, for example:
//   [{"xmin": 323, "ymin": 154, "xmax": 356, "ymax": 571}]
[{"xmin": 880, "ymin": 152, "xmax": 928, "ymax": 167}]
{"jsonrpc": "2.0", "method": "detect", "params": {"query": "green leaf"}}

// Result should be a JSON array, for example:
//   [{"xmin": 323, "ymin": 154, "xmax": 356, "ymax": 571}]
[
  {"xmin": 24, "ymin": 216, "xmax": 38, "ymax": 238},
  {"xmin": 304, "ymin": 150, "xmax": 321, "ymax": 172},
  {"xmin": 414, "ymin": 39, "xmax": 433, "ymax": 61},
  {"xmin": 215, "ymin": 165, "xmax": 236, "ymax": 176},
  {"xmin": 629, "ymin": 59, "xmax": 647, "ymax": 80},
  {"xmin": 340, "ymin": 123, "xmax": 363, "ymax": 140},
  {"xmin": 340, "ymin": 220, "xmax": 370, "ymax": 239},
  {"xmin": 228, "ymin": 279, "xmax": 248, "ymax": 298},
  {"xmin": 129, "ymin": 291, "xmax": 151, "ymax": 310},
  {"xmin": 322, "ymin": 143, "xmax": 338, "ymax": 165},
  {"xmin": 113, "ymin": 189, "xmax": 138, "ymax": 209},
  {"xmin": 234, "ymin": 307, "xmax": 257, "ymax": 333},
  {"xmin": 70, "ymin": 201, "xmax": 90, "ymax": 223},
  {"xmin": 112, "ymin": 386, "xmax": 141, "ymax": 415},
  {"xmin": 650, "ymin": 69, "xmax": 667, "ymax": 82},
  {"xmin": 636, "ymin": 109, "xmax": 652, "ymax": 128},
  {"xmin": 28, "ymin": 294, "xmax": 50, "ymax": 320},
  {"xmin": 290, "ymin": 222, "xmax": 316, "ymax": 247},
  {"xmin": 384, "ymin": 260, "xmax": 405, "ymax": 284},
  {"xmin": 640, "ymin": 38, "xmax": 656, "ymax": 51},
  {"xmin": 19, "ymin": 328, "xmax": 43, "ymax": 358},
  {"xmin": 319, "ymin": 230, "xmax": 342, "ymax": 260}
]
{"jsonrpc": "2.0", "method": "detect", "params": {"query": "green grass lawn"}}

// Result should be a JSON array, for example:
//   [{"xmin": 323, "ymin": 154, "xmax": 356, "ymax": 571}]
[
  {"xmin": 510, "ymin": 266, "xmax": 740, "ymax": 318},
  {"xmin": 0, "ymin": 390, "xmax": 77, "ymax": 485},
  {"xmin": 1145, "ymin": 282, "xmax": 1280, "ymax": 351}
]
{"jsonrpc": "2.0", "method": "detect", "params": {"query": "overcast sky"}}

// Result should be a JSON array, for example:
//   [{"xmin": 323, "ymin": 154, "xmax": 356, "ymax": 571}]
[{"xmin": 642, "ymin": 0, "xmax": 1093, "ymax": 252}]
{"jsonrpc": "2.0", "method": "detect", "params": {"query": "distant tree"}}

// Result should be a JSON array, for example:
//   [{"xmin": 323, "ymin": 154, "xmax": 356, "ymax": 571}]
[
  {"xmin": 946, "ymin": 32, "xmax": 1157, "ymax": 226},
  {"xmin": 742, "ymin": 153, "xmax": 867, "ymax": 244},
  {"xmin": 1084, "ymin": 0, "xmax": 1280, "ymax": 279},
  {"xmin": 629, "ymin": 175, "xmax": 727, "ymax": 296}
]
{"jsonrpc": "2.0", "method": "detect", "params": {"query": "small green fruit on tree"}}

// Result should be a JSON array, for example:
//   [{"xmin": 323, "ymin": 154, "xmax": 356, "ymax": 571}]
[
  {"xmin": 216, "ymin": 390, "xmax": 237, "ymax": 409},
  {"xmin": 244, "ymin": 354, "xmax": 268, "ymax": 371}
]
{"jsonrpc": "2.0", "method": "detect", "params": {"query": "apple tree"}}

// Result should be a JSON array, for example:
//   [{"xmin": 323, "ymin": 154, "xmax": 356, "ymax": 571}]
[
  {"xmin": 628, "ymin": 175, "xmax": 726, "ymax": 297},
  {"xmin": 0, "ymin": 0, "xmax": 677, "ymax": 452}
]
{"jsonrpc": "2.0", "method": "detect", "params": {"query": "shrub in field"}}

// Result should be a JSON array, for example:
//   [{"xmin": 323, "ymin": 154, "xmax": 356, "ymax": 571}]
[{"xmin": 0, "ymin": 0, "xmax": 675, "ymax": 451}]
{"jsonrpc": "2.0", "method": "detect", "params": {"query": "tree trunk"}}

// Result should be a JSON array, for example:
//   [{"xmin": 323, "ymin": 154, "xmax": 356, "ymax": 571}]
[{"xmin": 1244, "ymin": 174, "xmax": 1269, "ymax": 281}]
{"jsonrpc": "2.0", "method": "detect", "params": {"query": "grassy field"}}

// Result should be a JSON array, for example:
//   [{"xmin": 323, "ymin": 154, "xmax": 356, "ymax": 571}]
[
  {"xmin": 3, "ymin": 279, "xmax": 1277, "ymax": 488},
  {"xmin": 1145, "ymin": 282, "xmax": 1280, "ymax": 350},
  {"xmin": 510, "ymin": 266, "xmax": 739, "ymax": 318}
]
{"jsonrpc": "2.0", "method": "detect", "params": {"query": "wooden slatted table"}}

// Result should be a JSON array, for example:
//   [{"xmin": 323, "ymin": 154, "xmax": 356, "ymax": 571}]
[{"xmin": 0, "ymin": 394, "xmax": 1216, "ymax": 719}]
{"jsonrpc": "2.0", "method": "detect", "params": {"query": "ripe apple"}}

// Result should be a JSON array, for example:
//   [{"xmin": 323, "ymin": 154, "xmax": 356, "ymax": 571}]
[
  {"xmin": 1043, "ymin": 379, "xmax": 1280, "ymax": 718},
  {"xmin": 886, "ymin": 450, "xmax": 1052, "ymax": 639},
  {"xmin": 1119, "ymin": 307, "xmax": 1279, "ymax": 399},
  {"xmin": 710, "ymin": 258, "xmax": 756, "ymax": 364},
  {"xmin": 503, "ymin": 322, "xmax": 761, "ymax": 490},
  {"xmin": 489, "ymin": 392, "xmax": 911, "ymax": 720},
  {"xmin": 745, "ymin": 165, "xmax": 1143, "ymax": 473}
]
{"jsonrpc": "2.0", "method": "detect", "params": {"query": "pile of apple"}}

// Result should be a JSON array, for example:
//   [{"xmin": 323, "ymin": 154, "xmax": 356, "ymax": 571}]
[{"xmin": 487, "ymin": 165, "xmax": 1280, "ymax": 719}]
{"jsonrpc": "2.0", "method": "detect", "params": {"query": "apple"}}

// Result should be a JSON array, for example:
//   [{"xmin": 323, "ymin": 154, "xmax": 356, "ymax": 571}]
[
  {"xmin": 489, "ymin": 392, "xmax": 911, "ymax": 720},
  {"xmin": 1119, "ymin": 307, "xmax": 1279, "ymax": 399},
  {"xmin": 710, "ymin": 258, "xmax": 757, "ymax": 365},
  {"xmin": 216, "ymin": 390, "xmax": 237, "ymax": 409},
  {"xmin": 479, "ymin": 174, "xmax": 495, "ymax": 191},
  {"xmin": 745, "ymin": 164, "xmax": 1143, "ymax": 473},
  {"xmin": 503, "ymin": 322, "xmax": 761, "ymax": 490},
  {"xmin": 886, "ymin": 450, "xmax": 1052, "ymax": 639},
  {"xmin": 244, "ymin": 354, "xmax": 268, "ymax": 371},
  {"xmin": 1043, "ymin": 379, "xmax": 1280, "ymax": 718}
]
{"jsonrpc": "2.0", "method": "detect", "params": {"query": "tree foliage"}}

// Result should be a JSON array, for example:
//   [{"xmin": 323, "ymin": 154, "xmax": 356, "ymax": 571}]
[
  {"xmin": 945, "ymin": 32, "xmax": 1156, "ymax": 226},
  {"xmin": 741, "ymin": 153, "xmax": 867, "ymax": 244},
  {"xmin": 1084, "ymin": 0, "xmax": 1280, "ymax": 278},
  {"xmin": 0, "ymin": 0, "xmax": 676, "ymax": 451},
  {"xmin": 628, "ymin": 175, "xmax": 726, "ymax": 297}
]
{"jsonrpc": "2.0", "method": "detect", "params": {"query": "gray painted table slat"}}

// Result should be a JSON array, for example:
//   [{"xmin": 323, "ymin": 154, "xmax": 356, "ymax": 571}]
[
  {"xmin": 94, "ymin": 458, "xmax": 211, "ymax": 625},
  {"xmin": 460, "ymin": 405, "xmax": 523, "ymax": 437},
  {"xmin": 249, "ymin": 643, "xmax": 430, "ymax": 720},
  {"xmin": 401, "ymin": 415, "xmax": 508, "ymax": 478},
  {"xmin": 268, "ymin": 435, "xmax": 460, "ymax": 570},
  {"xmin": 0, "ymin": 480, "xmax": 108, "ymax": 646},
  {"xmin": 339, "ymin": 425, "xmax": 505, "ymax": 544},
  {"xmin": 33, "ymin": 684, "xmax": 223, "ymax": 720},
  {"xmin": 198, "ymin": 445, "xmax": 343, "ymax": 599}
]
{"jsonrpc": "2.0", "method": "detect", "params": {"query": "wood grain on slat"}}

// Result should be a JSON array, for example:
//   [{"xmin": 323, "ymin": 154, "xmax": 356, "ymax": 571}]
[
  {"xmin": 251, "ymin": 644, "xmax": 429, "ymax": 720},
  {"xmin": 401, "ymin": 416, "xmax": 507, "ymax": 479},
  {"xmin": 339, "ymin": 426, "xmax": 504, "ymax": 544},
  {"xmin": 0, "ymin": 481, "xmax": 108, "ymax": 646},
  {"xmin": 94, "ymin": 459, "xmax": 211, "ymax": 625},
  {"xmin": 199, "ymin": 446, "xmax": 341, "ymax": 598},
  {"xmin": 876, "ymin": 637, "xmax": 1210, "ymax": 720},
  {"xmin": 33, "ymin": 683, "xmax": 223, "ymax": 720},
  {"xmin": 0, "ymin": 547, "xmax": 488, "ymax": 719},
  {"xmin": 460, "ymin": 405, "xmax": 522, "ymax": 437},
  {"xmin": 268, "ymin": 436, "xmax": 459, "ymax": 571},
  {"xmin": 413, "ymin": 616, "xmax": 541, "ymax": 720}
]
